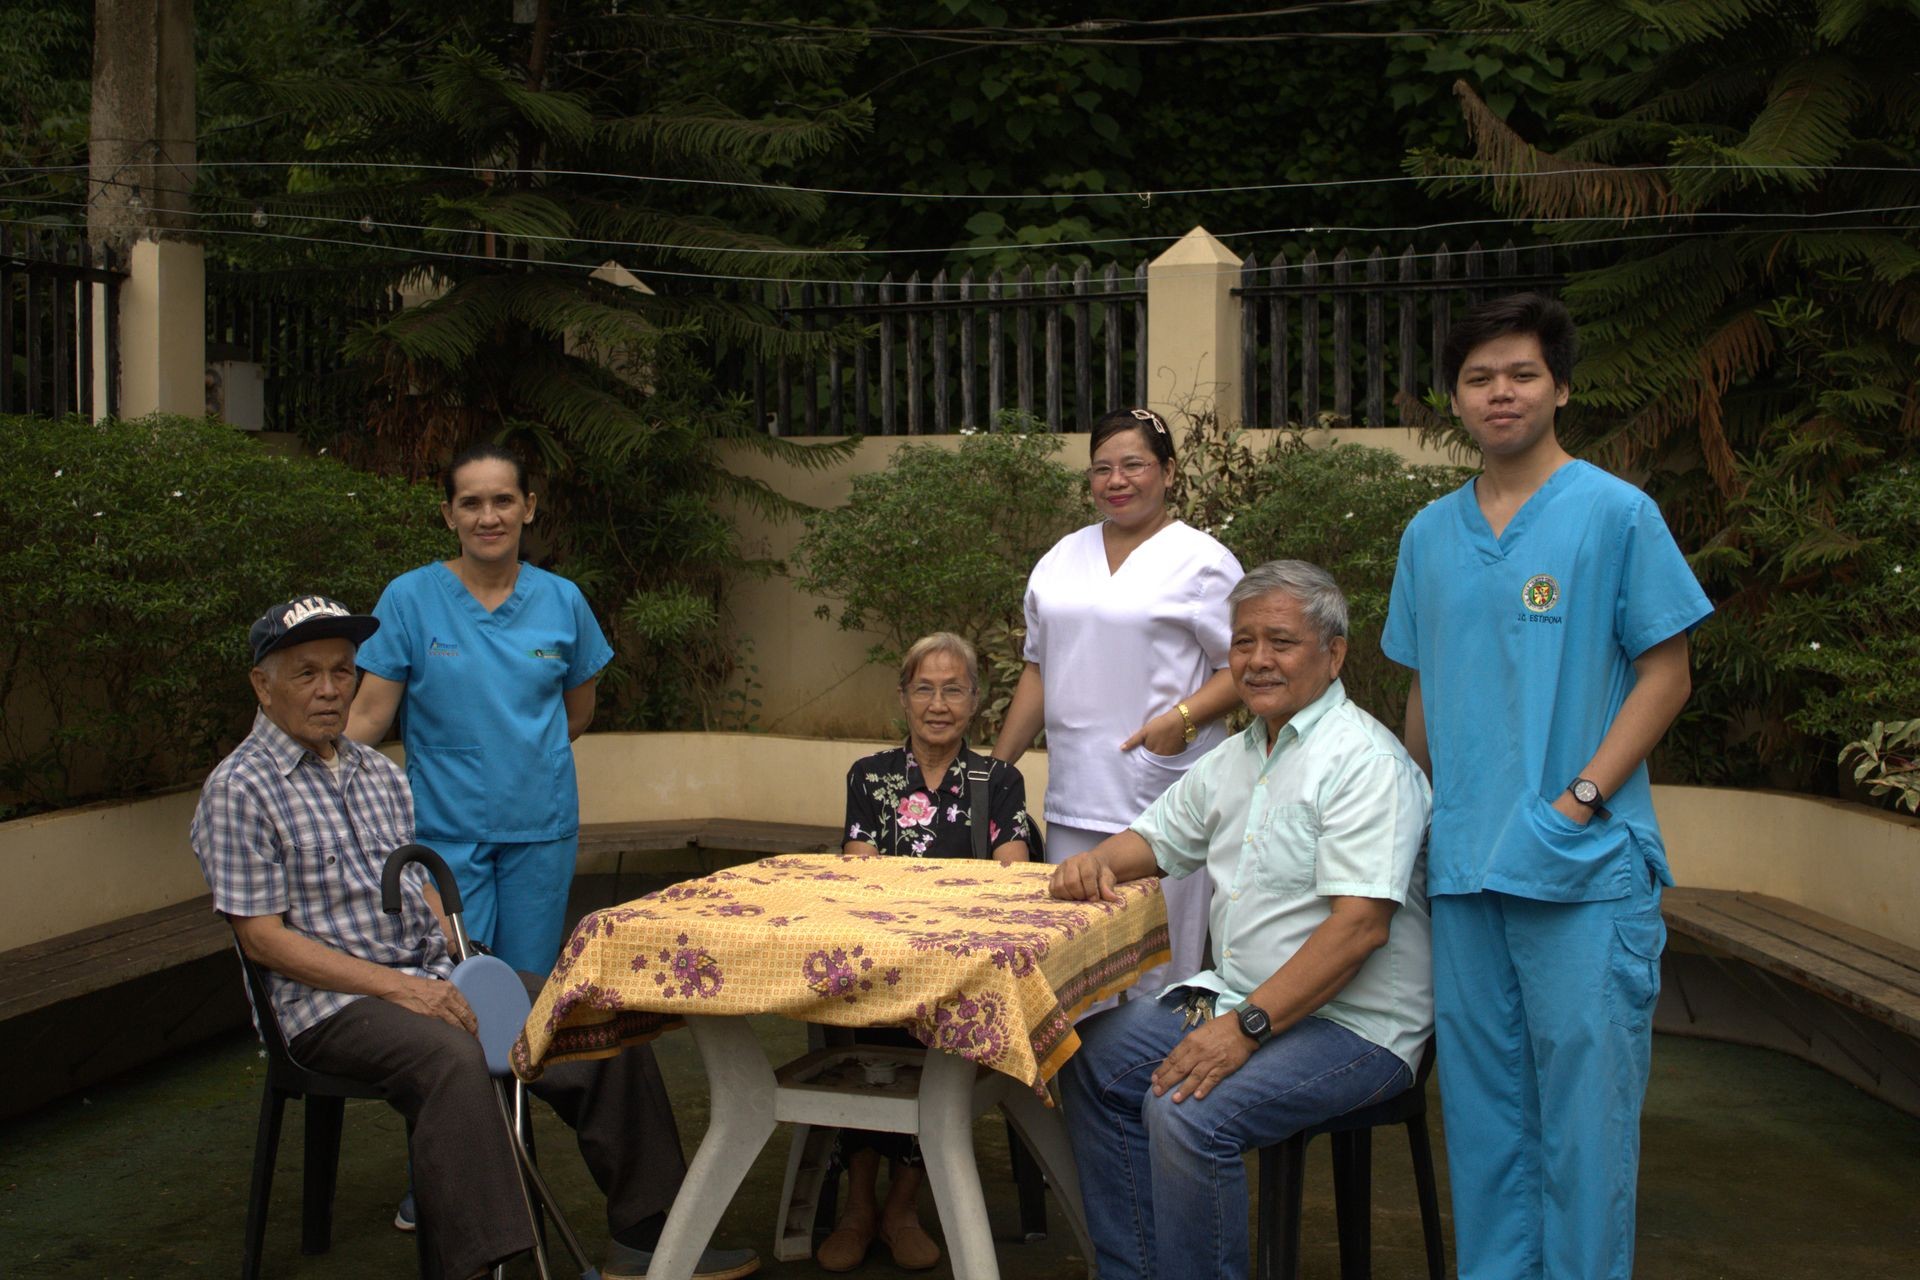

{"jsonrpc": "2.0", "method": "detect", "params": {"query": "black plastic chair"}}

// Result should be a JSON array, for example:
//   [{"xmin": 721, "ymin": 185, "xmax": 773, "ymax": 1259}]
[
  {"xmin": 233, "ymin": 938, "xmax": 407, "ymax": 1280},
  {"xmin": 1255, "ymin": 1039, "xmax": 1446, "ymax": 1280}
]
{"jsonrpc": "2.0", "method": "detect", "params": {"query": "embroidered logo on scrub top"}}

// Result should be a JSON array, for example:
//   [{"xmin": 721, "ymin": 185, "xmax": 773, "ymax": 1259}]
[
  {"xmin": 1521, "ymin": 574, "xmax": 1560, "ymax": 613},
  {"xmin": 528, "ymin": 647, "xmax": 565, "ymax": 661},
  {"xmin": 428, "ymin": 637, "xmax": 460, "ymax": 657}
]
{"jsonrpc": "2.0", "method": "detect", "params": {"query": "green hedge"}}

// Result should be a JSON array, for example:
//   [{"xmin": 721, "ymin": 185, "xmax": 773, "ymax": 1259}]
[
  {"xmin": 0, "ymin": 414, "xmax": 447, "ymax": 812},
  {"xmin": 1213, "ymin": 443, "xmax": 1473, "ymax": 726}
]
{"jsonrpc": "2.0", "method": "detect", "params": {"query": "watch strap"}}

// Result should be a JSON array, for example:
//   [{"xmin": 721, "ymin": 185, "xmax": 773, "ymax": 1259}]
[{"xmin": 1569, "ymin": 778, "xmax": 1612, "ymax": 821}]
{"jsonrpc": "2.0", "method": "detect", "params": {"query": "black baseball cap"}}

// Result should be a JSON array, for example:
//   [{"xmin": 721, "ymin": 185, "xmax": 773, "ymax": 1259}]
[{"xmin": 249, "ymin": 595, "xmax": 380, "ymax": 665}]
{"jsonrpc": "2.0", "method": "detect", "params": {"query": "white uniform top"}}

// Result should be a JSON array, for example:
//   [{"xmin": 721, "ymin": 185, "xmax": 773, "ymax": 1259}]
[{"xmin": 1023, "ymin": 520, "xmax": 1244, "ymax": 832}]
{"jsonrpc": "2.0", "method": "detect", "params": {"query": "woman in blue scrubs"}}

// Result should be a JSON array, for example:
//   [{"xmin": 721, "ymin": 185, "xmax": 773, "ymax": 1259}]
[{"xmin": 347, "ymin": 444, "xmax": 613, "ymax": 974}]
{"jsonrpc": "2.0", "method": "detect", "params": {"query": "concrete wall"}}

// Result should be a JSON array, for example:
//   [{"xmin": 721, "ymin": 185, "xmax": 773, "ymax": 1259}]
[
  {"xmin": 5, "ymin": 732, "xmax": 1914, "ymax": 953},
  {"xmin": 719, "ymin": 425, "xmax": 1459, "ymax": 738},
  {"xmin": 1653, "ymin": 785, "xmax": 1920, "ymax": 942}
]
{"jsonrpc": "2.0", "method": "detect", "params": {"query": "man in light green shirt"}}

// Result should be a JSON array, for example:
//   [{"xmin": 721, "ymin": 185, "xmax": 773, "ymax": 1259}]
[{"xmin": 1053, "ymin": 560, "xmax": 1432, "ymax": 1280}]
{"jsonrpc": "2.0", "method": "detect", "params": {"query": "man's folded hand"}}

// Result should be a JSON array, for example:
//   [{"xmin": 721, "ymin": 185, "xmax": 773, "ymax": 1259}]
[
  {"xmin": 385, "ymin": 974, "xmax": 478, "ymax": 1034},
  {"xmin": 1050, "ymin": 852, "xmax": 1121, "ymax": 902}
]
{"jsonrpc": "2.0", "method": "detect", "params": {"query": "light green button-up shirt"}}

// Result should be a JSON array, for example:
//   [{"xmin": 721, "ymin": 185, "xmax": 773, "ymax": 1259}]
[{"xmin": 1132, "ymin": 679, "xmax": 1434, "ymax": 1071}]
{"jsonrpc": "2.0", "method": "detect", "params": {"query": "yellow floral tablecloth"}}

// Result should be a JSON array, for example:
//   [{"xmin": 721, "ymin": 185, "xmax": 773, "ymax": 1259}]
[{"xmin": 514, "ymin": 854, "xmax": 1169, "ymax": 1091}]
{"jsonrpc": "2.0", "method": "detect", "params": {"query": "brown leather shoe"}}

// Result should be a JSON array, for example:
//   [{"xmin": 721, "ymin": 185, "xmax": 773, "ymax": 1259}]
[
  {"xmin": 879, "ymin": 1219, "xmax": 941, "ymax": 1271},
  {"xmin": 815, "ymin": 1221, "xmax": 875, "ymax": 1273}
]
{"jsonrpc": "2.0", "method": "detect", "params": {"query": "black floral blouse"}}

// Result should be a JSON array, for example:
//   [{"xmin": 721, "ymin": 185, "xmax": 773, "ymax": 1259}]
[{"xmin": 843, "ymin": 742, "xmax": 1035, "ymax": 858}]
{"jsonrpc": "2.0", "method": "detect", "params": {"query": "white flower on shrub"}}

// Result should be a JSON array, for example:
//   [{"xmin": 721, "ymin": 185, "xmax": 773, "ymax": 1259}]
[{"xmin": 1809, "ymin": 641, "xmax": 1821, "ymax": 651}]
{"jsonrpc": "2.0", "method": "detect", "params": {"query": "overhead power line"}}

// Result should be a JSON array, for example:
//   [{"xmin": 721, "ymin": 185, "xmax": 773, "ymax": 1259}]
[
  {"xmin": 12, "ymin": 185, "xmax": 1918, "ymax": 266},
  {"xmin": 4, "ymin": 209, "xmax": 1909, "ymax": 293},
  {"xmin": 5, "ymin": 157, "xmax": 1917, "ymax": 205}
]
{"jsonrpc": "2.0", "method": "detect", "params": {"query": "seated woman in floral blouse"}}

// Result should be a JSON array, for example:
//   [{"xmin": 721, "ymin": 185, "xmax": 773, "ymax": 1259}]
[
  {"xmin": 821, "ymin": 632, "xmax": 1036, "ymax": 1273},
  {"xmin": 843, "ymin": 632, "xmax": 1034, "ymax": 864}
]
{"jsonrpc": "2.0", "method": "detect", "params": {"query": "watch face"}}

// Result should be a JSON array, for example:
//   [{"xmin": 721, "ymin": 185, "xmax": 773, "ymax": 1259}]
[
  {"xmin": 1238, "ymin": 1006, "xmax": 1270, "ymax": 1042},
  {"xmin": 1572, "ymin": 780, "xmax": 1599, "ymax": 804}
]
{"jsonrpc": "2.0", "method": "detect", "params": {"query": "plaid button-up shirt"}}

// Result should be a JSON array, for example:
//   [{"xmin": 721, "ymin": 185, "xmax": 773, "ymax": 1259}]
[{"xmin": 190, "ymin": 711, "xmax": 454, "ymax": 1041}]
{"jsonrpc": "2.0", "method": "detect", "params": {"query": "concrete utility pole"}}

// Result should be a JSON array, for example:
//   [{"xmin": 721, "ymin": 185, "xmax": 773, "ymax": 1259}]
[{"xmin": 88, "ymin": 0, "xmax": 204, "ymax": 419}]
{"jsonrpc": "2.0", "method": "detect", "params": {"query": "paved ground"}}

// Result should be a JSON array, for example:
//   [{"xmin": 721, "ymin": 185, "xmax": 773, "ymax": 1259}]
[{"xmin": 3, "ymin": 1018, "xmax": 1918, "ymax": 1279}]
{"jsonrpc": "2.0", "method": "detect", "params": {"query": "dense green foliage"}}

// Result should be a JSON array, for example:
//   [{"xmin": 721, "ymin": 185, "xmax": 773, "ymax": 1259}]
[
  {"xmin": 195, "ymin": 2, "xmax": 869, "ymax": 730},
  {"xmin": 791, "ymin": 421, "xmax": 1086, "ymax": 734},
  {"xmin": 1208, "ymin": 441, "xmax": 1473, "ymax": 726},
  {"xmin": 0, "ymin": 415, "xmax": 447, "ymax": 811},
  {"xmin": 704, "ymin": 1, "xmax": 1492, "ymax": 268},
  {"xmin": 1417, "ymin": 0, "xmax": 1920, "ymax": 793},
  {"xmin": 796, "ymin": 419, "xmax": 1469, "ymax": 737}
]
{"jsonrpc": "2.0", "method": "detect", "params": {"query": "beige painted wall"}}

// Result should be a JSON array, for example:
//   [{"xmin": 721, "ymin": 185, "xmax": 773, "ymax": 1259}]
[
  {"xmin": 719, "ymin": 426, "xmax": 1460, "ymax": 738},
  {"xmin": 1652, "ymin": 786, "xmax": 1920, "ymax": 942},
  {"xmin": 7, "ymin": 733, "xmax": 1913, "ymax": 954}
]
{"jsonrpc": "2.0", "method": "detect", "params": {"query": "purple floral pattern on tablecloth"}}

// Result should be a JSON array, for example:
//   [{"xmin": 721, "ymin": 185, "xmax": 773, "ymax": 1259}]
[{"xmin": 515, "ymin": 854, "xmax": 1168, "ymax": 1089}]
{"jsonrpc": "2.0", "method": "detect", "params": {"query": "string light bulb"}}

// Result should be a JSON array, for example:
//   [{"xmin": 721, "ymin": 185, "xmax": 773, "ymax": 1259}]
[{"xmin": 250, "ymin": 206, "xmax": 268, "ymax": 227}]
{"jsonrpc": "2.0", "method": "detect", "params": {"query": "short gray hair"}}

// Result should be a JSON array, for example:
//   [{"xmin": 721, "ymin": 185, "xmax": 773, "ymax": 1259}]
[
  {"xmin": 1227, "ymin": 560, "xmax": 1349, "ymax": 645},
  {"xmin": 898, "ymin": 631, "xmax": 981, "ymax": 697}
]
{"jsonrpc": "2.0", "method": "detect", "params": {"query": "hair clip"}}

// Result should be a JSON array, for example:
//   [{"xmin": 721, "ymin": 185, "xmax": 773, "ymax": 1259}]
[{"xmin": 1129, "ymin": 407, "xmax": 1169, "ymax": 435}]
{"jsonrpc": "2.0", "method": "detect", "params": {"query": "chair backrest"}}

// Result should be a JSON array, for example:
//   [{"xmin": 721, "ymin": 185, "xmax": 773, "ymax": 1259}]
[
  {"xmin": 230, "ymin": 932, "xmax": 387, "ymax": 1099},
  {"xmin": 449, "ymin": 954, "xmax": 531, "ymax": 1078},
  {"xmin": 232, "ymin": 935, "xmax": 297, "ymax": 1068}
]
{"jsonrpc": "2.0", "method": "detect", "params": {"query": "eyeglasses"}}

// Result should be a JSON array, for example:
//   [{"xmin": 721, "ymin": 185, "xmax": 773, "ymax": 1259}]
[
  {"xmin": 1087, "ymin": 458, "xmax": 1158, "ymax": 483},
  {"xmin": 906, "ymin": 683, "xmax": 972, "ymax": 705}
]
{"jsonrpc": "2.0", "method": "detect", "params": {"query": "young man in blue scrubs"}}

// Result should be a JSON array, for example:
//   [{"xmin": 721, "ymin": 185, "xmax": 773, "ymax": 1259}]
[{"xmin": 1382, "ymin": 293, "xmax": 1712, "ymax": 1280}]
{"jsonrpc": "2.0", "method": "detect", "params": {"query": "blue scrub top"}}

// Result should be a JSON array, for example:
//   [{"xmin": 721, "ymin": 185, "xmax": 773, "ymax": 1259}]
[
  {"xmin": 357, "ymin": 562, "xmax": 614, "ymax": 843},
  {"xmin": 1382, "ymin": 460, "xmax": 1713, "ymax": 903}
]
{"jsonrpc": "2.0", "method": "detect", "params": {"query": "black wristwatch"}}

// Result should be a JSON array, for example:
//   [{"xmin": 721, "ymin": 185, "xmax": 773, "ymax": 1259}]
[
  {"xmin": 1236, "ymin": 1003, "xmax": 1273, "ymax": 1048},
  {"xmin": 1568, "ymin": 778, "xmax": 1611, "ymax": 821}
]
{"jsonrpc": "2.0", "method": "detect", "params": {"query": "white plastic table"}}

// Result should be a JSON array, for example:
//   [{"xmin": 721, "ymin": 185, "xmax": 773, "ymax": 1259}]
[{"xmin": 514, "ymin": 855, "xmax": 1171, "ymax": 1280}]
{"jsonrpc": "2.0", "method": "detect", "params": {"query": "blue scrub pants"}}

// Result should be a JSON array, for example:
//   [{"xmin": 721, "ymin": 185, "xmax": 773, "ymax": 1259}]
[
  {"xmin": 1430, "ymin": 872, "xmax": 1665, "ymax": 1280},
  {"xmin": 430, "ymin": 835, "xmax": 579, "ymax": 974}
]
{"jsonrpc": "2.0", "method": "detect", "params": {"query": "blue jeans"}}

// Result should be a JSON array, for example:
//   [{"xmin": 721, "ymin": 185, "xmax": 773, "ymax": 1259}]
[{"xmin": 1060, "ymin": 993, "xmax": 1411, "ymax": 1280}]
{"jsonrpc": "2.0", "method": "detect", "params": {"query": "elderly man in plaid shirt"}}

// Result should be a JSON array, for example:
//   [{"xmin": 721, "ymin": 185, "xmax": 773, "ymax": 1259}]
[{"xmin": 190, "ymin": 595, "xmax": 759, "ymax": 1280}]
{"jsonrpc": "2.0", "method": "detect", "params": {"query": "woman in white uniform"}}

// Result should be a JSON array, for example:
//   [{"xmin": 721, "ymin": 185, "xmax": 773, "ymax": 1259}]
[{"xmin": 992, "ymin": 407, "xmax": 1244, "ymax": 995}]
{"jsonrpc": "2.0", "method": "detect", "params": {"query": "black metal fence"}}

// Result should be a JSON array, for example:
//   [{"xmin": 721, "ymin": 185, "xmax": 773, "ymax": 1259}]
[
  {"xmin": 1235, "ymin": 240, "xmax": 1564, "ymax": 428},
  {"xmin": 0, "ymin": 228, "xmax": 124, "ymax": 420},
  {"xmin": 205, "ymin": 276, "xmax": 394, "ymax": 435},
  {"xmin": 737, "ymin": 241, "xmax": 1565, "ymax": 436},
  {"xmin": 744, "ymin": 261, "xmax": 1150, "ymax": 435}
]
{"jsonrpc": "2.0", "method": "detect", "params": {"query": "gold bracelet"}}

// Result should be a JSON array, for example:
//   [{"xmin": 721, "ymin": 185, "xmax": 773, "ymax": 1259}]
[{"xmin": 1176, "ymin": 701, "xmax": 1198, "ymax": 744}]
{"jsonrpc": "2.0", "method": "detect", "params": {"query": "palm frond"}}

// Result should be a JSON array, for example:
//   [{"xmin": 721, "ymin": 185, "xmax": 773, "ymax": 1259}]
[
  {"xmin": 1412, "ymin": 81, "xmax": 1674, "ymax": 221},
  {"xmin": 599, "ymin": 97, "xmax": 867, "ymax": 169},
  {"xmin": 425, "ymin": 44, "xmax": 595, "ymax": 147}
]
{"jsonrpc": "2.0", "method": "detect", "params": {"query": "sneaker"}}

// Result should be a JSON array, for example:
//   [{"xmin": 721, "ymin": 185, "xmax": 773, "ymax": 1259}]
[
  {"xmin": 602, "ymin": 1239, "xmax": 760, "ymax": 1280},
  {"xmin": 393, "ymin": 1190, "xmax": 416, "ymax": 1233}
]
